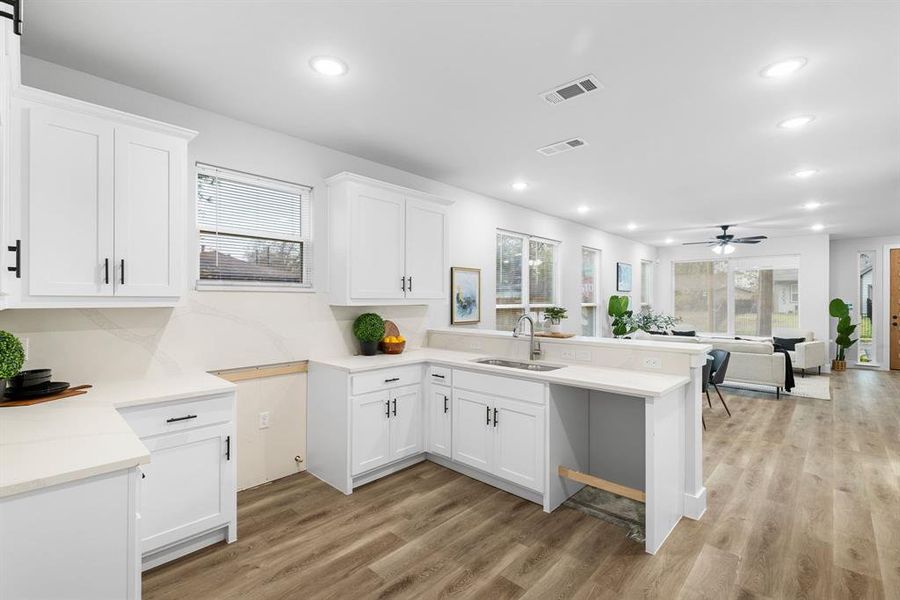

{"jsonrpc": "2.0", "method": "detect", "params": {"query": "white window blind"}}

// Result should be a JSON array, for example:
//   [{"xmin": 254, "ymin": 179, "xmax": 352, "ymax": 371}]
[{"xmin": 196, "ymin": 163, "xmax": 312, "ymax": 288}]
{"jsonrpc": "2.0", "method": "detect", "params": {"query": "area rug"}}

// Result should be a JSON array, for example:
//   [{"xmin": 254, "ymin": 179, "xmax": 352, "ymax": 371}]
[
  {"xmin": 563, "ymin": 486, "xmax": 646, "ymax": 543},
  {"xmin": 721, "ymin": 374, "xmax": 831, "ymax": 400}
]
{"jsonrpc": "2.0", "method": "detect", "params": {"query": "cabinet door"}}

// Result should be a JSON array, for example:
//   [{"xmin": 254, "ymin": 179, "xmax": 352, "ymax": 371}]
[
  {"xmin": 492, "ymin": 397, "xmax": 545, "ymax": 492},
  {"xmin": 352, "ymin": 390, "xmax": 391, "ymax": 475},
  {"xmin": 452, "ymin": 389, "xmax": 493, "ymax": 472},
  {"xmin": 114, "ymin": 126, "xmax": 182, "ymax": 297},
  {"xmin": 428, "ymin": 384, "xmax": 452, "ymax": 458},
  {"xmin": 389, "ymin": 384, "xmax": 422, "ymax": 460},
  {"xmin": 349, "ymin": 186, "xmax": 405, "ymax": 299},
  {"xmin": 28, "ymin": 107, "xmax": 114, "ymax": 296},
  {"xmin": 404, "ymin": 197, "xmax": 447, "ymax": 299},
  {"xmin": 139, "ymin": 424, "xmax": 232, "ymax": 554}
]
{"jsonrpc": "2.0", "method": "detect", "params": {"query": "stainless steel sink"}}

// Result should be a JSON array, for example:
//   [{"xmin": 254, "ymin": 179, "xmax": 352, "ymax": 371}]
[{"xmin": 473, "ymin": 357, "xmax": 564, "ymax": 372}]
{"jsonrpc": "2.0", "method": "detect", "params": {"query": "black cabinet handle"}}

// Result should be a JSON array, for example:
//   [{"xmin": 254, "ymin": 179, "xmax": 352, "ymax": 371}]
[
  {"xmin": 493, "ymin": 408, "xmax": 498, "ymax": 427},
  {"xmin": 104, "ymin": 258, "xmax": 109, "ymax": 284},
  {"xmin": 392, "ymin": 398, "xmax": 397, "ymax": 416},
  {"xmin": 443, "ymin": 395, "xmax": 448, "ymax": 414},
  {"xmin": 401, "ymin": 277, "xmax": 406, "ymax": 292},
  {"xmin": 141, "ymin": 472, "xmax": 146, "ymax": 479},
  {"xmin": 431, "ymin": 373, "xmax": 445, "ymax": 379},
  {"xmin": 225, "ymin": 435, "xmax": 231, "ymax": 461},
  {"xmin": 166, "ymin": 414, "xmax": 198, "ymax": 423},
  {"xmin": 385, "ymin": 400, "xmax": 390, "ymax": 418},
  {"xmin": 384, "ymin": 377, "xmax": 400, "ymax": 383},
  {"xmin": 486, "ymin": 406, "xmax": 491, "ymax": 425},
  {"xmin": 7, "ymin": 240, "xmax": 20, "ymax": 279},
  {"xmin": 120, "ymin": 259, "xmax": 125, "ymax": 284},
  {"xmin": 407, "ymin": 276, "xmax": 413, "ymax": 292}
]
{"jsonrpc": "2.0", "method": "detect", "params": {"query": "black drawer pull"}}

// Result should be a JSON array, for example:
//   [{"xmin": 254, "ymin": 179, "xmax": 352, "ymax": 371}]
[
  {"xmin": 385, "ymin": 400, "xmax": 391, "ymax": 418},
  {"xmin": 7, "ymin": 240, "xmax": 21, "ymax": 278},
  {"xmin": 493, "ymin": 408, "xmax": 499, "ymax": 427},
  {"xmin": 166, "ymin": 414, "xmax": 198, "ymax": 423},
  {"xmin": 431, "ymin": 373, "xmax": 445, "ymax": 379},
  {"xmin": 443, "ymin": 395, "xmax": 449, "ymax": 413},
  {"xmin": 384, "ymin": 377, "xmax": 400, "ymax": 383},
  {"xmin": 486, "ymin": 406, "xmax": 491, "ymax": 425},
  {"xmin": 392, "ymin": 398, "xmax": 397, "ymax": 416},
  {"xmin": 225, "ymin": 435, "xmax": 231, "ymax": 461}
]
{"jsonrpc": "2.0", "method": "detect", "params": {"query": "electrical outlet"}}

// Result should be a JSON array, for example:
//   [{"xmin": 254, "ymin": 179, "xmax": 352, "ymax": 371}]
[
  {"xmin": 643, "ymin": 357, "xmax": 662, "ymax": 369},
  {"xmin": 561, "ymin": 349, "xmax": 575, "ymax": 360},
  {"xmin": 258, "ymin": 411, "xmax": 270, "ymax": 429},
  {"xmin": 468, "ymin": 340, "xmax": 483, "ymax": 350},
  {"xmin": 575, "ymin": 349, "xmax": 592, "ymax": 362}
]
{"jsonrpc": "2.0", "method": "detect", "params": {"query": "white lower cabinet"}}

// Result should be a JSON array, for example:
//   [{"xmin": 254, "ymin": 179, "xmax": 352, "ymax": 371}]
[
  {"xmin": 452, "ymin": 390, "xmax": 545, "ymax": 493},
  {"xmin": 428, "ymin": 383, "xmax": 452, "ymax": 458},
  {"xmin": 352, "ymin": 384, "xmax": 422, "ymax": 476}
]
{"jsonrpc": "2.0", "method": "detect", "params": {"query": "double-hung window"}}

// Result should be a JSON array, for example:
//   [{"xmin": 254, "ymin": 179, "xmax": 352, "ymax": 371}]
[
  {"xmin": 496, "ymin": 230, "xmax": 560, "ymax": 330},
  {"xmin": 581, "ymin": 247, "xmax": 601, "ymax": 336},
  {"xmin": 640, "ymin": 260, "xmax": 654, "ymax": 307},
  {"xmin": 196, "ymin": 164, "xmax": 313, "ymax": 289}
]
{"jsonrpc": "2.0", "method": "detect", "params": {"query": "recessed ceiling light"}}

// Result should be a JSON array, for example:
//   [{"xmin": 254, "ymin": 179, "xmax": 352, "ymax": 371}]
[
  {"xmin": 811, "ymin": 223, "xmax": 825, "ymax": 231},
  {"xmin": 309, "ymin": 56, "xmax": 348, "ymax": 77},
  {"xmin": 761, "ymin": 57, "xmax": 807, "ymax": 78},
  {"xmin": 793, "ymin": 169, "xmax": 819, "ymax": 179},
  {"xmin": 804, "ymin": 201, "xmax": 822, "ymax": 210},
  {"xmin": 778, "ymin": 115, "xmax": 815, "ymax": 129},
  {"xmin": 511, "ymin": 181, "xmax": 528, "ymax": 191},
  {"xmin": 626, "ymin": 223, "xmax": 637, "ymax": 231},
  {"xmin": 664, "ymin": 237, "xmax": 674, "ymax": 244},
  {"xmin": 577, "ymin": 205, "xmax": 590, "ymax": 214}
]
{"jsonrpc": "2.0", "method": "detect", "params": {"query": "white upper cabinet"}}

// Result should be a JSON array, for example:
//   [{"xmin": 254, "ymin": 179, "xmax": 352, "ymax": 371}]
[
  {"xmin": 327, "ymin": 172, "xmax": 451, "ymax": 306},
  {"xmin": 4, "ymin": 87, "xmax": 196, "ymax": 308}
]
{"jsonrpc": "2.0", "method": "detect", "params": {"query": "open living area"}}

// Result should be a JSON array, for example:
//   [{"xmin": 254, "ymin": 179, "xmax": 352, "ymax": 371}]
[{"xmin": 0, "ymin": 1, "xmax": 898, "ymax": 599}]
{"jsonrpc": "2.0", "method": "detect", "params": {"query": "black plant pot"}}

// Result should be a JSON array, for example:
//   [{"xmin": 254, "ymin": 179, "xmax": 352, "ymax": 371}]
[{"xmin": 359, "ymin": 340, "xmax": 379, "ymax": 356}]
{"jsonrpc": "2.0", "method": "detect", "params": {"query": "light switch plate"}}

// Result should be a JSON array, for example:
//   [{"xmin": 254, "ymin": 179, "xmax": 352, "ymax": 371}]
[
  {"xmin": 258, "ymin": 411, "xmax": 270, "ymax": 429},
  {"xmin": 643, "ymin": 357, "xmax": 662, "ymax": 369}
]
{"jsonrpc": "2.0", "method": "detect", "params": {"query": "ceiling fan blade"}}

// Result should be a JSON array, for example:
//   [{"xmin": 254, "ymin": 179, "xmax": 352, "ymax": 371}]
[
  {"xmin": 733, "ymin": 235, "xmax": 768, "ymax": 241},
  {"xmin": 682, "ymin": 241, "xmax": 716, "ymax": 245},
  {"xmin": 733, "ymin": 240, "xmax": 762, "ymax": 244}
]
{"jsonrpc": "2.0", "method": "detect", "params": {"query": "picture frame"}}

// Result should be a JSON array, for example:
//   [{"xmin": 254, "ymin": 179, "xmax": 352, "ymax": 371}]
[
  {"xmin": 450, "ymin": 267, "xmax": 481, "ymax": 324},
  {"xmin": 617, "ymin": 262, "xmax": 632, "ymax": 292}
]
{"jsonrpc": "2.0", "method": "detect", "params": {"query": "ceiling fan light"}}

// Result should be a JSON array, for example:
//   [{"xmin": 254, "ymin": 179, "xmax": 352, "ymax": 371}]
[
  {"xmin": 711, "ymin": 245, "xmax": 723, "ymax": 255},
  {"xmin": 723, "ymin": 244, "xmax": 736, "ymax": 255}
]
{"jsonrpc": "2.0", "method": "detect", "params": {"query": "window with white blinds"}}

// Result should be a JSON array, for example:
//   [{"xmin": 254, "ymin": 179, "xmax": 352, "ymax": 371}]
[{"xmin": 196, "ymin": 164, "xmax": 312, "ymax": 288}]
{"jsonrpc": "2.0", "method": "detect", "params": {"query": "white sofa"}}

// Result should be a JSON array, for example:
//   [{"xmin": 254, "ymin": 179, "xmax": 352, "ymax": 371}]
[{"xmin": 772, "ymin": 328, "xmax": 828, "ymax": 376}]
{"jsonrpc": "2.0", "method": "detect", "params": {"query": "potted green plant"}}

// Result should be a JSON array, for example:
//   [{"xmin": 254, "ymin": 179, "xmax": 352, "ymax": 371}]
[
  {"xmin": 624, "ymin": 307, "xmax": 679, "ymax": 333},
  {"xmin": 829, "ymin": 297, "xmax": 857, "ymax": 371},
  {"xmin": 0, "ymin": 330, "xmax": 25, "ymax": 397},
  {"xmin": 607, "ymin": 295, "xmax": 636, "ymax": 338},
  {"xmin": 542, "ymin": 306, "xmax": 568, "ymax": 333},
  {"xmin": 353, "ymin": 313, "xmax": 385, "ymax": 356}
]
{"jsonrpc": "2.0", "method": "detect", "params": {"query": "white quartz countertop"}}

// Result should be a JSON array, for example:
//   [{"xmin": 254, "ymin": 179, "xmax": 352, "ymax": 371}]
[
  {"xmin": 0, "ymin": 372, "xmax": 234, "ymax": 499},
  {"xmin": 310, "ymin": 348, "xmax": 690, "ymax": 398}
]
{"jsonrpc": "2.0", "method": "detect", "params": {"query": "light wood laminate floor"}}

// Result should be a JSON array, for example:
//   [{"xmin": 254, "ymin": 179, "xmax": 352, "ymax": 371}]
[{"xmin": 143, "ymin": 369, "xmax": 900, "ymax": 599}]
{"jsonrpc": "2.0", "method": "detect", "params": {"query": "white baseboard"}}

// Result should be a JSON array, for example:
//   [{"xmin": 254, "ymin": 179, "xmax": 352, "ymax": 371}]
[
  {"xmin": 683, "ymin": 487, "xmax": 707, "ymax": 520},
  {"xmin": 142, "ymin": 526, "xmax": 229, "ymax": 571},
  {"xmin": 426, "ymin": 454, "xmax": 544, "ymax": 507}
]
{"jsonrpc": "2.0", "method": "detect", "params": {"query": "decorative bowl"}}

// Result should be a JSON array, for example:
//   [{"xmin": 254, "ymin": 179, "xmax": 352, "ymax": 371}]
[{"xmin": 380, "ymin": 340, "xmax": 406, "ymax": 355}]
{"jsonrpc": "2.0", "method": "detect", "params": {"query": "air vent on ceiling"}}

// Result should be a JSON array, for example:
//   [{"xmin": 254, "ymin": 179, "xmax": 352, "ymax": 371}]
[
  {"xmin": 537, "ymin": 137, "xmax": 589, "ymax": 156},
  {"xmin": 540, "ymin": 74, "xmax": 603, "ymax": 105}
]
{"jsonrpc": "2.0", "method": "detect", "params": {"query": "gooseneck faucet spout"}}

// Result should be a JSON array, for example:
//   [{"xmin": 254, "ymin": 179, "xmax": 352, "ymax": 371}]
[{"xmin": 512, "ymin": 314, "xmax": 543, "ymax": 361}]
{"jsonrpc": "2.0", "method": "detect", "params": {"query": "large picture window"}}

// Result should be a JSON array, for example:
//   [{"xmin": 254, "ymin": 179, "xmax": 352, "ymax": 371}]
[
  {"xmin": 581, "ymin": 247, "xmax": 601, "ymax": 336},
  {"xmin": 496, "ymin": 231, "xmax": 559, "ymax": 330},
  {"xmin": 673, "ymin": 256, "xmax": 800, "ymax": 336},
  {"xmin": 197, "ymin": 164, "xmax": 312, "ymax": 289}
]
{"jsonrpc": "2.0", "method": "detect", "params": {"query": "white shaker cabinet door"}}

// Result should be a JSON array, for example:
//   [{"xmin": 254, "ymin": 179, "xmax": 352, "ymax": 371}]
[
  {"xmin": 352, "ymin": 390, "xmax": 391, "ymax": 475},
  {"xmin": 114, "ymin": 126, "xmax": 183, "ymax": 297},
  {"xmin": 452, "ymin": 389, "xmax": 493, "ymax": 472},
  {"xmin": 492, "ymin": 397, "xmax": 545, "ymax": 492},
  {"xmin": 404, "ymin": 197, "xmax": 447, "ymax": 299},
  {"xmin": 428, "ymin": 384, "xmax": 452, "ymax": 458},
  {"xmin": 349, "ymin": 187, "xmax": 406, "ymax": 300},
  {"xmin": 28, "ymin": 107, "xmax": 114, "ymax": 296},
  {"xmin": 389, "ymin": 384, "xmax": 422, "ymax": 461}
]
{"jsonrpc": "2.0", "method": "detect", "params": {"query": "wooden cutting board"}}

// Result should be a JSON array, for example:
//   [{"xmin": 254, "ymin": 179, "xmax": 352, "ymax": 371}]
[
  {"xmin": 535, "ymin": 332, "xmax": 576, "ymax": 339},
  {"xmin": 0, "ymin": 385, "xmax": 92, "ymax": 407}
]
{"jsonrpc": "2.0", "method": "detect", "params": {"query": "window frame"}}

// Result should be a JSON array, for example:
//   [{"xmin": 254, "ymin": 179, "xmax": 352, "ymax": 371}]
[
  {"xmin": 640, "ymin": 259, "xmax": 654, "ymax": 307},
  {"xmin": 495, "ymin": 230, "xmax": 560, "ymax": 329},
  {"xmin": 581, "ymin": 246, "xmax": 601, "ymax": 336},
  {"xmin": 194, "ymin": 163, "xmax": 315, "ymax": 292}
]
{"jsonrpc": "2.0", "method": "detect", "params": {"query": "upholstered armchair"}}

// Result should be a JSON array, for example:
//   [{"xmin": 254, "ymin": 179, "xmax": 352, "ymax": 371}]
[{"xmin": 772, "ymin": 328, "xmax": 828, "ymax": 376}]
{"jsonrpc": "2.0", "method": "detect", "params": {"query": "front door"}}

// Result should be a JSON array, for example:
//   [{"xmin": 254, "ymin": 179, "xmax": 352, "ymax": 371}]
[{"xmin": 891, "ymin": 248, "xmax": 900, "ymax": 370}]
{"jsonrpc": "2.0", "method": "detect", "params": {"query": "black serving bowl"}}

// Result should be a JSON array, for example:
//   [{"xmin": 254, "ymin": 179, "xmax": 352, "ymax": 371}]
[{"xmin": 8, "ymin": 369, "xmax": 52, "ymax": 390}]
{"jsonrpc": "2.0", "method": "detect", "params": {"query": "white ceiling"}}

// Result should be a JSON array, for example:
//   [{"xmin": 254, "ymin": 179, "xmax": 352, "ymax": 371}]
[{"xmin": 21, "ymin": 1, "xmax": 900, "ymax": 244}]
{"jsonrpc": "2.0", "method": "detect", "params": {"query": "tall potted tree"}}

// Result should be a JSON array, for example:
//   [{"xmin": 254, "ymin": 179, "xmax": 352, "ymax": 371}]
[
  {"xmin": 0, "ymin": 330, "xmax": 25, "ymax": 397},
  {"xmin": 829, "ymin": 298, "xmax": 857, "ymax": 371}
]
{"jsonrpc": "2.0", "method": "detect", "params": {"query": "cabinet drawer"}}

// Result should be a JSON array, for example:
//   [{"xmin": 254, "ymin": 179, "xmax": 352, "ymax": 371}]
[
  {"xmin": 452, "ymin": 369, "xmax": 545, "ymax": 405},
  {"xmin": 119, "ymin": 393, "xmax": 233, "ymax": 439},
  {"xmin": 351, "ymin": 366, "xmax": 422, "ymax": 396},
  {"xmin": 428, "ymin": 365, "xmax": 451, "ymax": 386}
]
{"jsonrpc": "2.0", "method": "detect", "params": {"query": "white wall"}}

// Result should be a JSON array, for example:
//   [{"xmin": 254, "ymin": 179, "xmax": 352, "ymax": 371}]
[
  {"xmin": 830, "ymin": 235, "xmax": 900, "ymax": 368},
  {"xmin": 655, "ymin": 234, "xmax": 831, "ymax": 345},
  {"xmin": 0, "ymin": 56, "xmax": 655, "ymax": 383}
]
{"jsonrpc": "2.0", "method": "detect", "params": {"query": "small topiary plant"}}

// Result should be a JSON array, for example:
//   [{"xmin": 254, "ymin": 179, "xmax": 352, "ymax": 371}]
[
  {"xmin": 353, "ymin": 313, "xmax": 386, "ymax": 342},
  {"xmin": 543, "ymin": 306, "xmax": 568, "ymax": 322},
  {"xmin": 0, "ymin": 330, "xmax": 25, "ymax": 380}
]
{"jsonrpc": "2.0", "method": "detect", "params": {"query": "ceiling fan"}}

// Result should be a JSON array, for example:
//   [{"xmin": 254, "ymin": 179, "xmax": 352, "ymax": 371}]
[{"xmin": 682, "ymin": 225, "xmax": 767, "ymax": 255}]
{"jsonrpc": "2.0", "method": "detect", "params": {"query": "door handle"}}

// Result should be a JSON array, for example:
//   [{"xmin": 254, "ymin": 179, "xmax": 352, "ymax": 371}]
[
  {"xmin": 486, "ymin": 406, "xmax": 491, "ymax": 425},
  {"xmin": 407, "ymin": 276, "xmax": 413, "ymax": 292},
  {"xmin": 120, "ymin": 259, "xmax": 125, "ymax": 285},
  {"xmin": 225, "ymin": 435, "xmax": 231, "ymax": 461},
  {"xmin": 392, "ymin": 398, "xmax": 397, "ymax": 416},
  {"xmin": 443, "ymin": 395, "xmax": 448, "ymax": 413},
  {"xmin": 401, "ymin": 277, "xmax": 406, "ymax": 293},
  {"xmin": 385, "ymin": 400, "xmax": 391, "ymax": 418},
  {"xmin": 104, "ymin": 258, "xmax": 110, "ymax": 284},
  {"xmin": 7, "ymin": 240, "xmax": 20, "ymax": 278},
  {"xmin": 493, "ymin": 408, "xmax": 499, "ymax": 427}
]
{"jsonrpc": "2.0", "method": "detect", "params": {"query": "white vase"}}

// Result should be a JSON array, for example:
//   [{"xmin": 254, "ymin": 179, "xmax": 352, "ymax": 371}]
[{"xmin": 550, "ymin": 322, "xmax": 562, "ymax": 334}]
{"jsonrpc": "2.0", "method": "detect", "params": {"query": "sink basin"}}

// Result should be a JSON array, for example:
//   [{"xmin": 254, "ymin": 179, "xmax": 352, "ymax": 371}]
[{"xmin": 473, "ymin": 357, "xmax": 564, "ymax": 372}]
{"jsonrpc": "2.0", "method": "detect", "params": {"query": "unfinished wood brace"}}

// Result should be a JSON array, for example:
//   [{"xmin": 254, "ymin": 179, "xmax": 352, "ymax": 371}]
[
  {"xmin": 558, "ymin": 466, "xmax": 646, "ymax": 503},
  {"xmin": 212, "ymin": 361, "xmax": 309, "ymax": 383}
]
